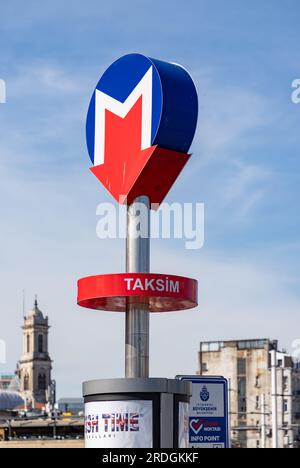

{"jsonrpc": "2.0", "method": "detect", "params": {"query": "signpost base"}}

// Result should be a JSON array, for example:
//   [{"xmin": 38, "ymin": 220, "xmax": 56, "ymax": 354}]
[{"xmin": 83, "ymin": 378, "xmax": 192, "ymax": 448}]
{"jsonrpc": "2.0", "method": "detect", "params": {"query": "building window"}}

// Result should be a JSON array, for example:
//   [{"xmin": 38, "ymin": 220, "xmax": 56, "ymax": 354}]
[
  {"xmin": 38, "ymin": 334, "xmax": 44, "ymax": 353},
  {"xmin": 201, "ymin": 342, "xmax": 224, "ymax": 352},
  {"xmin": 38, "ymin": 374, "xmax": 46, "ymax": 391},
  {"xmin": 201, "ymin": 362, "xmax": 208, "ymax": 372},
  {"xmin": 256, "ymin": 395, "xmax": 260, "ymax": 410},
  {"xmin": 26, "ymin": 335, "xmax": 30, "ymax": 353},
  {"xmin": 24, "ymin": 374, "xmax": 29, "ymax": 391},
  {"xmin": 238, "ymin": 340, "xmax": 266, "ymax": 350},
  {"xmin": 238, "ymin": 358, "xmax": 246, "ymax": 375},
  {"xmin": 238, "ymin": 377, "xmax": 247, "ymax": 414},
  {"xmin": 284, "ymin": 399, "xmax": 288, "ymax": 413},
  {"xmin": 237, "ymin": 358, "xmax": 247, "ymax": 418}
]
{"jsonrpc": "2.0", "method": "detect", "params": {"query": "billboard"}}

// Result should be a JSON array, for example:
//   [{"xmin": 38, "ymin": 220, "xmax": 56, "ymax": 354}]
[{"xmin": 85, "ymin": 400, "xmax": 153, "ymax": 448}]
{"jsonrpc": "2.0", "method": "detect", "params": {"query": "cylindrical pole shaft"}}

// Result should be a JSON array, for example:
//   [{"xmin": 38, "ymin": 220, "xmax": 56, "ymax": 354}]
[
  {"xmin": 125, "ymin": 196, "xmax": 150, "ymax": 378},
  {"xmin": 271, "ymin": 349, "xmax": 278, "ymax": 448}
]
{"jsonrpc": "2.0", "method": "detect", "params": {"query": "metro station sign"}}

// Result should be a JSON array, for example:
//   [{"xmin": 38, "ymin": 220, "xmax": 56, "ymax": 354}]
[
  {"xmin": 86, "ymin": 54, "xmax": 198, "ymax": 205},
  {"xmin": 79, "ymin": 54, "xmax": 199, "ymax": 317}
]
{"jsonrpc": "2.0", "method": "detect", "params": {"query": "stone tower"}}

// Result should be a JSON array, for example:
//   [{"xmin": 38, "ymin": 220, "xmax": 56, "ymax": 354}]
[{"xmin": 17, "ymin": 297, "xmax": 52, "ymax": 409}]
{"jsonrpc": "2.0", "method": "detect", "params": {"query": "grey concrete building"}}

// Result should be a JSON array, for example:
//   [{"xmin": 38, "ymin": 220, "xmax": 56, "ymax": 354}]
[{"xmin": 198, "ymin": 339, "xmax": 300, "ymax": 448}]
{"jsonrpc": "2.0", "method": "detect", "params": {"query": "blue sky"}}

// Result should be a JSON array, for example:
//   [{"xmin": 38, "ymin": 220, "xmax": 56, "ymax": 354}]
[{"xmin": 0, "ymin": 0, "xmax": 299, "ymax": 397}]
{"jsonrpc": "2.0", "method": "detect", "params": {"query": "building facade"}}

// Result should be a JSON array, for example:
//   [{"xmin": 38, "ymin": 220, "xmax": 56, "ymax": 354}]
[
  {"xmin": 58, "ymin": 398, "xmax": 84, "ymax": 416},
  {"xmin": 16, "ymin": 298, "xmax": 52, "ymax": 409},
  {"xmin": 0, "ymin": 375, "xmax": 15, "ymax": 391},
  {"xmin": 198, "ymin": 339, "xmax": 300, "ymax": 448}
]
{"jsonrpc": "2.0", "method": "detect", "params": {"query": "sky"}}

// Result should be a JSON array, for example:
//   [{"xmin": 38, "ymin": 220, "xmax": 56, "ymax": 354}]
[{"xmin": 0, "ymin": 0, "xmax": 300, "ymax": 397}]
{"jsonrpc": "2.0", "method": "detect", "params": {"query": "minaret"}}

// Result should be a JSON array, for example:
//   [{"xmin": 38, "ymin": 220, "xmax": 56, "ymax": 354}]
[{"xmin": 17, "ymin": 297, "xmax": 52, "ymax": 409}]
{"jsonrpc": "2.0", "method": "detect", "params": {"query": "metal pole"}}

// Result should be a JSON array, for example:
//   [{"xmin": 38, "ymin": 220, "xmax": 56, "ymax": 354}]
[
  {"xmin": 271, "ymin": 349, "xmax": 278, "ymax": 448},
  {"xmin": 7, "ymin": 419, "xmax": 12, "ymax": 440},
  {"xmin": 227, "ymin": 379, "xmax": 232, "ymax": 448},
  {"xmin": 261, "ymin": 394, "xmax": 266, "ymax": 449},
  {"xmin": 125, "ymin": 196, "xmax": 150, "ymax": 378},
  {"xmin": 53, "ymin": 415, "xmax": 57, "ymax": 440}
]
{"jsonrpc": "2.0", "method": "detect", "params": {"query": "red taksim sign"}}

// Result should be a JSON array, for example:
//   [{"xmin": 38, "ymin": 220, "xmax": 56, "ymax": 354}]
[{"xmin": 77, "ymin": 273, "xmax": 198, "ymax": 313}]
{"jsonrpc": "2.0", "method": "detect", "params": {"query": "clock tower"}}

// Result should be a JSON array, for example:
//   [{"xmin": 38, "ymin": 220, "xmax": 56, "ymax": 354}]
[{"xmin": 17, "ymin": 297, "xmax": 52, "ymax": 409}]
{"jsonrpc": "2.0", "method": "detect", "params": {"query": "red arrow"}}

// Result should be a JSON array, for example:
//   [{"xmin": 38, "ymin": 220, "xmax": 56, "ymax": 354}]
[{"xmin": 91, "ymin": 95, "xmax": 190, "ymax": 206}]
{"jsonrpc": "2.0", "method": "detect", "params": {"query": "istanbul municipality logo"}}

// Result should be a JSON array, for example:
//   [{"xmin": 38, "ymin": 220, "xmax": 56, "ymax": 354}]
[{"xmin": 200, "ymin": 385, "xmax": 210, "ymax": 402}]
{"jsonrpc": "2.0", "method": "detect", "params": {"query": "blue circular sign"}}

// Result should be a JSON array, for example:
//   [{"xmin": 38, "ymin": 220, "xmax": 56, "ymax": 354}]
[{"xmin": 86, "ymin": 54, "xmax": 198, "ymax": 166}]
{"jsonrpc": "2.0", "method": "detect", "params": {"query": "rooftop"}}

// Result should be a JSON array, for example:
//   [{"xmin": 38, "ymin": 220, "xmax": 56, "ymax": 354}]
[
  {"xmin": 26, "ymin": 297, "xmax": 45, "ymax": 321},
  {"xmin": 200, "ymin": 338, "xmax": 278, "ymax": 353},
  {"xmin": 0, "ymin": 391, "xmax": 24, "ymax": 411},
  {"xmin": 58, "ymin": 398, "xmax": 84, "ymax": 404}
]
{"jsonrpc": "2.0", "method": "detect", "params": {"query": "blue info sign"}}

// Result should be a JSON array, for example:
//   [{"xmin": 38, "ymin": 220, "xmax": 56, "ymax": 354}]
[{"xmin": 176, "ymin": 376, "xmax": 230, "ymax": 449}]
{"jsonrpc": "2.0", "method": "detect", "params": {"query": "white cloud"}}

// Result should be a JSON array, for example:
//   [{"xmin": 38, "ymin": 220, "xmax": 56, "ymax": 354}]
[
  {"xmin": 192, "ymin": 72, "xmax": 275, "ymax": 163},
  {"xmin": 6, "ymin": 64, "xmax": 85, "ymax": 99},
  {"xmin": 179, "ymin": 70, "xmax": 277, "ymax": 220}
]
